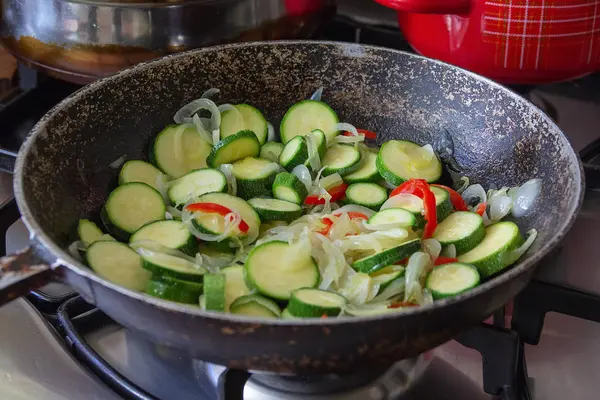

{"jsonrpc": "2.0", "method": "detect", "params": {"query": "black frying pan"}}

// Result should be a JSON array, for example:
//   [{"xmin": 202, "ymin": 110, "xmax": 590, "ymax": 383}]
[{"xmin": 0, "ymin": 41, "xmax": 584, "ymax": 375}]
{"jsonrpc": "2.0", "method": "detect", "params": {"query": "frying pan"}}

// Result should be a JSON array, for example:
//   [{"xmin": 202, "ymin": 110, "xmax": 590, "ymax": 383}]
[{"xmin": 0, "ymin": 41, "xmax": 584, "ymax": 375}]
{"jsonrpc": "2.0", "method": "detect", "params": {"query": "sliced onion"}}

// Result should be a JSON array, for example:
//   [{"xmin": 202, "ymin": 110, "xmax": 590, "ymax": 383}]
[
  {"xmin": 154, "ymin": 174, "xmax": 171, "ymax": 204},
  {"xmin": 422, "ymin": 238, "xmax": 442, "ymax": 261},
  {"xmin": 108, "ymin": 155, "xmax": 126, "ymax": 169},
  {"xmin": 456, "ymin": 176, "xmax": 470, "ymax": 194},
  {"xmin": 371, "ymin": 278, "xmax": 406, "ymax": 303},
  {"xmin": 266, "ymin": 122, "xmax": 276, "ymax": 142},
  {"xmin": 504, "ymin": 229, "xmax": 537, "ymax": 265},
  {"xmin": 461, "ymin": 184, "xmax": 487, "ymax": 206},
  {"xmin": 68, "ymin": 240, "xmax": 84, "ymax": 261},
  {"xmin": 166, "ymin": 206, "xmax": 182, "ymax": 219},
  {"xmin": 488, "ymin": 193, "xmax": 513, "ymax": 222},
  {"xmin": 334, "ymin": 135, "xmax": 365, "ymax": 145},
  {"xmin": 165, "ymin": 211, "xmax": 174, "ymax": 220},
  {"xmin": 422, "ymin": 289, "xmax": 434, "ymax": 306},
  {"xmin": 335, "ymin": 122, "xmax": 359, "ymax": 136},
  {"xmin": 201, "ymin": 88, "xmax": 220, "ymax": 99},
  {"xmin": 333, "ymin": 204, "xmax": 376, "ymax": 218},
  {"xmin": 405, "ymin": 252, "xmax": 432, "ymax": 299},
  {"xmin": 384, "ymin": 181, "xmax": 397, "ymax": 190},
  {"xmin": 420, "ymin": 144, "xmax": 436, "ymax": 162},
  {"xmin": 310, "ymin": 87, "xmax": 323, "ymax": 101},
  {"xmin": 315, "ymin": 233, "xmax": 347, "ymax": 289},
  {"xmin": 339, "ymin": 273, "xmax": 379, "ymax": 305},
  {"xmin": 192, "ymin": 115, "xmax": 213, "ymax": 144},
  {"xmin": 305, "ymin": 133, "xmax": 322, "ymax": 171},
  {"xmin": 173, "ymin": 98, "xmax": 221, "ymax": 145},
  {"xmin": 442, "ymin": 244, "xmax": 456, "ymax": 258},
  {"xmin": 318, "ymin": 173, "xmax": 343, "ymax": 190},
  {"xmin": 291, "ymin": 164, "xmax": 312, "ymax": 192},
  {"xmin": 130, "ymin": 240, "xmax": 198, "ymax": 264},
  {"xmin": 404, "ymin": 281, "xmax": 424, "ymax": 305},
  {"xmin": 381, "ymin": 193, "xmax": 422, "ymax": 211},
  {"xmin": 218, "ymin": 104, "xmax": 243, "ymax": 125},
  {"xmin": 511, "ymin": 179, "xmax": 541, "ymax": 218},
  {"xmin": 219, "ymin": 164, "xmax": 237, "ymax": 196}
]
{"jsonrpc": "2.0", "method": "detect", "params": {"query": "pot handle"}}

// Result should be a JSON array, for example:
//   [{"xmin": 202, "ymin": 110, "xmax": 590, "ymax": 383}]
[
  {"xmin": 374, "ymin": 0, "xmax": 471, "ymax": 14},
  {"xmin": 0, "ymin": 246, "xmax": 54, "ymax": 306}
]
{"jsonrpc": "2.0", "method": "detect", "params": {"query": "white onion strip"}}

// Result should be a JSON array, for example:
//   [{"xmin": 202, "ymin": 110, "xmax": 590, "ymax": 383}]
[
  {"xmin": 108, "ymin": 155, "xmax": 126, "ymax": 169},
  {"xmin": 511, "ymin": 179, "xmax": 541, "ymax": 218},
  {"xmin": 310, "ymin": 87, "xmax": 324, "ymax": 101},
  {"xmin": 192, "ymin": 115, "xmax": 213, "ymax": 144},
  {"xmin": 462, "ymin": 184, "xmax": 487, "ymax": 206},
  {"xmin": 267, "ymin": 122, "xmax": 276, "ymax": 142},
  {"xmin": 504, "ymin": 229, "xmax": 538, "ymax": 265},
  {"xmin": 291, "ymin": 165, "xmax": 312, "ymax": 192},
  {"xmin": 335, "ymin": 122, "xmax": 359, "ymax": 136},
  {"xmin": 219, "ymin": 164, "xmax": 237, "ymax": 196},
  {"xmin": 173, "ymin": 98, "xmax": 221, "ymax": 145},
  {"xmin": 201, "ymin": 88, "xmax": 220, "ymax": 99}
]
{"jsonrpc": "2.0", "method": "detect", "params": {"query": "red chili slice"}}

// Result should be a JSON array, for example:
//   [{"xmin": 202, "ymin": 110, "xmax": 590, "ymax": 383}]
[
  {"xmin": 185, "ymin": 202, "xmax": 249, "ymax": 234},
  {"xmin": 341, "ymin": 128, "xmax": 377, "ymax": 139},
  {"xmin": 431, "ymin": 184, "xmax": 468, "ymax": 212},
  {"xmin": 389, "ymin": 179, "xmax": 437, "ymax": 239},
  {"xmin": 475, "ymin": 202, "xmax": 487, "ymax": 217},
  {"xmin": 434, "ymin": 256, "xmax": 458, "ymax": 266},
  {"xmin": 304, "ymin": 183, "xmax": 349, "ymax": 205},
  {"xmin": 388, "ymin": 302, "xmax": 418, "ymax": 309}
]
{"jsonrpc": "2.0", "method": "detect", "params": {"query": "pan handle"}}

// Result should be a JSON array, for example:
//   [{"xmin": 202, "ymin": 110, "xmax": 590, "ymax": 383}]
[{"xmin": 0, "ymin": 246, "xmax": 55, "ymax": 306}]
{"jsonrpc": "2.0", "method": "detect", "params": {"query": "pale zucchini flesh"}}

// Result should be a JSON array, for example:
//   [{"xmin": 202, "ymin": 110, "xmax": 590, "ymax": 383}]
[
  {"xmin": 220, "ymin": 104, "xmax": 268, "ymax": 144},
  {"xmin": 152, "ymin": 124, "xmax": 212, "ymax": 179},
  {"xmin": 86, "ymin": 241, "xmax": 151, "ymax": 292}
]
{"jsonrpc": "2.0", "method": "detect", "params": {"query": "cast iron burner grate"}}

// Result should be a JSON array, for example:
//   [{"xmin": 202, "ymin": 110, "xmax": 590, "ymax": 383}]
[{"xmin": 56, "ymin": 296, "xmax": 525, "ymax": 400}]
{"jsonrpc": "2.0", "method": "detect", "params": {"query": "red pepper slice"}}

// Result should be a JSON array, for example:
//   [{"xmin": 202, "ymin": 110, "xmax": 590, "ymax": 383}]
[
  {"xmin": 475, "ymin": 202, "xmax": 487, "ymax": 217},
  {"xmin": 304, "ymin": 183, "xmax": 349, "ymax": 205},
  {"xmin": 185, "ymin": 202, "xmax": 249, "ymax": 234},
  {"xmin": 388, "ymin": 302, "xmax": 418, "ymax": 309},
  {"xmin": 434, "ymin": 256, "xmax": 458, "ymax": 266},
  {"xmin": 342, "ymin": 128, "xmax": 377, "ymax": 139},
  {"xmin": 430, "ymin": 184, "xmax": 468, "ymax": 212},
  {"xmin": 389, "ymin": 179, "xmax": 437, "ymax": 239}
]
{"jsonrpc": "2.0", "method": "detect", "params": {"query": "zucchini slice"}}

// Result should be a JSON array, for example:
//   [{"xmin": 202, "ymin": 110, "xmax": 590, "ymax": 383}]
[
  {"xmin": 272, "ymin": 172, "xmax": 309, "ymax": 204},
  {"xmin": 279, "ymin": 135, "xmax": 308, "ymax": 171},
  {"xmin": 139, "ymin": 250, "xmax": 206, "ymax": 282},
  {"xmin": 321, "ymin": 144, "xmax": 361, "ymax": 176},
  {"xmin": 367, "ymin": 209, "xmax": 416, "ymax": 228},
  {"xmin": 370, "ymin": 266, "xmax": 405, "ymax": 292},
  {"xmin": 193, "ymin": 192, "xmax": 261, "ymax": 245},
  {"xmin": 245, "ymin": 241, "xmax": 320, "ymax": 300},
  {"xmin": 376, "ymin": 140, "xmax": 442, "ymax": 185},
  {"xmin": 231, "ymin": 157, "xmax": 278, "ymax": 199},
  {"xmin": 288, "ymin": 288, "xmax": 347, "ymax": 318},
  {"xmin": 425, "ymin": 262, "xmax": 480, "ymax": 299},
  {"xmin": 222, "ymin": 265, "xmax": 252, "ymax": 312},
  {"xmin": 280, "ymin": 100, "xmax": 339, "ymax": 144},
  {"xmin": 86, "ymin": 241, "xmax": 151, "ymax": 291},
  {"xmin": 220, "ymin": 104, "xmax": 268, "ymax": 145},
  {"xmin": 167, "ymin": 168, "xmax": 227, "ymax": 206},
  {"xmin": 343, "ymin": 151, "xmax": 380, "ymax": 184},
  {"xmin": 146, "ymin": 275, "xmax": 203, "ymax": 304},
  {"xmin": 433, "ymin": 211, "xmax": 485, "ymax": 255},
  {"xmin": 457, "ymin": 221, "xmax": 524, "ymax": 278},
  {"xmin": 344, "ymin": 182, "xmax": 387, "ymax": 210},
  {"xmin": 260, "ymin": 142, "xmax": 284, "ymax": 162},
  {"xmin": 151, "ymin": 124, "xmax": 212, "ymax": 179},
  {"xmin": 129, "ymin": 220, "xmax": 197, "ymax": 255},
  {"xmin": 204, "ymin": 273, "xmax": 226, "ymax": 311},
  {"xmin": 101, "ymin": 182, "xmax": 166, "ymax": 241},
  {"xmin": 118, "ymin": 160, "xmax": 165, "ymax": 191},
  {"xmin": 281, "ymin": 308, "xmax": 296, "ymax": 319},
  {"xmin": 351, "ymin": 239, "xmax": 421, "ymax": 274},
  {"xmin": 78, "ymin": 219, "xmax": 114, "ymax": 247},
  {"xmin": 206, "ymin": 130, "xmax": 260, "ymax": 168},
  {"xmin": 230, "ymin": 294, "xmax": 281, "ymax": 318},
  {"xmin": 247, "ymin": 198, "xmax": 303, "ymax": 222}
]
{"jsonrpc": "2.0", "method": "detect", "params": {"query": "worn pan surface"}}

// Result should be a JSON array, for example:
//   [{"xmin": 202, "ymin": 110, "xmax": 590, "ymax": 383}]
[{"xmin": 2, "ymin": 41, "xmax": 583, "ymax": 374}]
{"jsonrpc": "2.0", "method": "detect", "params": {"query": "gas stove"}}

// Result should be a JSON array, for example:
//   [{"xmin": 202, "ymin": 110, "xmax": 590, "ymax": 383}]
[{"xmin": 2, "ymin": 2, "xmax": 600, "ymax": 400}]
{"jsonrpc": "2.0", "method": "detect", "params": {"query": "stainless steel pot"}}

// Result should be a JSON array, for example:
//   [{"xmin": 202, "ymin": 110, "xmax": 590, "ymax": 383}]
[{"xmin": 0, "ymin": 0, "xmax": 334, "ymax": 83}]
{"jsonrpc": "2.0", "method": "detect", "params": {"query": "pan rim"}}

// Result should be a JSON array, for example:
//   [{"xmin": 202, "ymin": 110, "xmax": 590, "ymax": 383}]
[{"xmin": 14, "ymin": 40, "xmax": 585, "ymax": 326}]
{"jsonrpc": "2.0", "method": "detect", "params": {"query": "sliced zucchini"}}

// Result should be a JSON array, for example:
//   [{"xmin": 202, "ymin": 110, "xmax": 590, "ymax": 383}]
[
  {"xmin": 129, "ymin": 220, "xmax": 197, "ymax": 255},
  {"xmin": 321, "ymin": 144, "xmax": 361, "ymax": 176},
  {"xmin": 351, "ymin": 239, "xmax": 421, "ymax": 274},
  {"xmin": 101, "ymin": 182, "xmax": 166, "ymax": 241},
  {"xmin": 382, "ymin": 186, "xmax": 452, "ymax": 227},
  {"xmin": 279, "ymin": 135, "xmax": 308, "ymax": 171},
  {"xmin": 245, "ymin": 241, "xmax": 319, "ymax": 300},
  {"xmin": 376, "ymin": 140, "xmax": 442, "ymax": 185},
  {"xmin": 151, "ymin": 124, "xmax": 212, "ymax": 179},
  {"xmin": 280, "ymin": 100, "xmax": 339, "ymax": 144},
  {"xmin": 222, "ymin": 265, "xmax": 251, "ymax": 312},
  {"xmin": 272, "ymin": 172, "xmax": 309, "ymax": 204},
  {"xmin": 457, "ymin": 222, "xmax": 524, "ymax": 278},
  {"xmin": 425, "ymin": 262, "xmax": 480, "ymax": 299},
  {"xmin": 86, "ymin": 241, "xmax": 150, "ymax": 291},
  {"xmin": 204, "ymin": 273, "xmax": 226, "ymax": 311},
  {"xmin": 139, "ymin": 250, "xmax": 206, "ymax": 282},
  {"xmin": 230, "ymin": 294, "xmax": 281, "ymax": 318},
  {"xmin": 433, "ymin": 211, "xmax": 485, "ymax": 255},
  {"xmin": 220, "ymin": 104, "xmax": 268, "ymax": 145},
  {"xmin": 288, "ymin": 288, "xmax": 347, "ymax": 318},
  {"xmin": 247, "ymin": 198, "xmax": 303, "ymax": 223},
  {"xmin": 206, "ymin": 130, "xmax": 260, "ymax": 168},
  {"xmin": 167, "ymin": 168, "xmax": 227, "ymax": 206},
  {"xmin": 367, "ymin": 209, "xmax": 416, "ymax": 228},
  {"xmin": 281, "ymin": 308, "xmax": 296, "ymax": 319},
  {"xmin": 260, "ymin": 142, "xmax": 284, "ymax": 162},
  {"xmin": 78, "ymin": 219, "xmax": 114, "ymax": 247},
  {"xmin": 118, "ymin": 160, "xmax": 165, "ymax": 191},
  {"xmin": 343, "ymin": 151, "xmax": 380, "ymax": 184},
  {"xmin": 345, "ymin": 183, "xmax": 387, "ymax": 210},
  {"xmin": 370, "ymin": 266, "xmax": 405, "ymax": 292},
  {"xmin": 231, "ymin": 157, "xmax": 278, "ymax": 199},
  {"xmin": 146, "ymin": 275, "xmax": 203, "ymax": 304}
]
